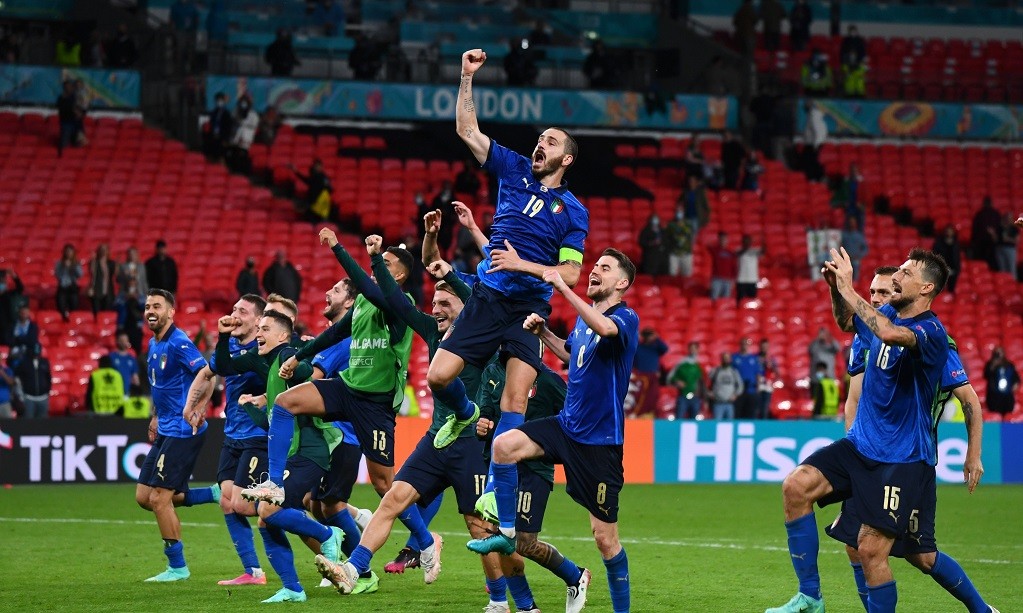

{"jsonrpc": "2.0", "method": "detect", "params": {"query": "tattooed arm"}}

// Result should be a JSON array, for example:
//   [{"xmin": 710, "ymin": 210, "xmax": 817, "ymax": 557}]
[
  {"xmin": 456, "ymin": 49, "xmax": 491, "ymax": 164},
  {"xmin": 952, "ymin": 383, "xmax": 984, "ymax": 493},
  {"xmin": 826, "ymin": 247, "xmax": 917, "ymax": 347}
]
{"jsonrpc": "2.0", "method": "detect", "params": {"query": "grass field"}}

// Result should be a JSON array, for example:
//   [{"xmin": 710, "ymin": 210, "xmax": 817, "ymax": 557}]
[{"xmin": 1, "ymin": 483, "xmax": 1020, "ymax": 612}]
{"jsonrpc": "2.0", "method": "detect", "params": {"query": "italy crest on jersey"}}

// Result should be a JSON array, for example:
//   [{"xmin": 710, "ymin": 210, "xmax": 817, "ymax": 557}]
[
  {"xmin": 550, "ymin": 198, "xmax": 564, "ymax": 214},
  {"xmin": 159, "ymin": 353, "xmax": 168, "ymax": 370}
]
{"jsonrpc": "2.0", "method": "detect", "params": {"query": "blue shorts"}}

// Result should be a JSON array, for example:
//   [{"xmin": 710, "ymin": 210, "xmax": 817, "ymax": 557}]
[
  {"xmin": 138, "ymin": 432, "xmax": 207, "ymax": 493},
  {"xmin": 517, "ymin": 416, "xmax": 624, "ymax": 523},
  {"xmin": 439, "ymin": 282, "xmax": 550, "ymax": 372},
  {"xmin": 313, "ymin": 442, "xmax": 362, "ymax": 503},
  {"xmin": 217, "ymin": 436, "xmax": 269, "ymax": 488},
  {"xmin": 515, "ymin": 463, "xmax": 553, "ymax": 533},
  {"xmin": 803, "ymin": 438, "xmax": 934, "ymax": 539},
  {"xmin": 396, "ymin": 434, "xmax": 489, "ymax": 515},
  {"xmin": 312, "ymin": 378, "xmax": 396, "ymax": 467},
  {"xmin": 283, "ymin": 455, "xmax": 327, "ymax": 510}
]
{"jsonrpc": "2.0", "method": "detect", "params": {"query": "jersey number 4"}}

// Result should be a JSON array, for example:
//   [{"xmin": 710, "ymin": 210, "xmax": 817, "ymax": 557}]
[{"xmin": 522, "ymin": 195, "xmax": 545, "ymax": 218}]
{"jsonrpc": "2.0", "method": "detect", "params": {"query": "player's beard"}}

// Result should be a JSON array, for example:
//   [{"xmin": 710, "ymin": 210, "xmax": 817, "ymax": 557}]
[
  {"xmin": 323, "ymin": 301, "xmax": 343, "ymax": 321},
  {"xmin": 147, "ymin": 314, "xmax": 169, "ymax": 333},
  {"xmin": 587, "ymin": 284, "xmax": 612, "ymax": 303},
  {"xmin": 531, "ymin": 153, "xmax": 564, "ymax": 181},
  {"xmin": 889, "ymin": 294, "xmax": 913, "ymax": 311}
]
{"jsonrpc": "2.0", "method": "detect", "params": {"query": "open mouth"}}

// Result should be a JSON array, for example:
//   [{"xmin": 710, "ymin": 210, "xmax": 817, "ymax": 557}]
[
  {"xmin": 588, "ymin": 275, "xmax": 600, "ymax": 287},
  {"xmin": 147, "ymin": 315, "xmax": 158, "ymax": 325},
  {"xmin": 533, "ymin": 150, "xmax": 545, "ymax": 165},
  {"xmin": 434, "ymin": 315, "xmax": 447, "ymax": 324}
]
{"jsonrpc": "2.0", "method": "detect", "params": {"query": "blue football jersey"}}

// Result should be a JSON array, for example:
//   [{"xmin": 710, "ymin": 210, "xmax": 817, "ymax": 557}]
[
  {"xmin": 846, "ymin": 304, "xmax": 948, "ymax": 465},
  {"xmin": 479, "ymin": 140, "xmax": 589, "ymax": 301},
  {"xmin": 558, "ymin": 303, "xmax": 639, "ymax": 445},
  {"xmin": 311, "ymin": 339, "xmax": 357, "ymax": 445},
  {"xmin": 211, "ymin": 337, "xmax": 266, "ymax": 441},
  {"xmin": 108, "ymin": 351, "xmax": 137, "ymax": 395},
  {"xmin": 147, "ymin": 325, "xmax": 208, "ymax": 438}
]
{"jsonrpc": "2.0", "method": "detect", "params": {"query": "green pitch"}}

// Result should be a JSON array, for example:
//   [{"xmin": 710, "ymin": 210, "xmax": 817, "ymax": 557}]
[{"xmin": 1, "ymin": 483, "xmax": 1019, "ymax": 611}]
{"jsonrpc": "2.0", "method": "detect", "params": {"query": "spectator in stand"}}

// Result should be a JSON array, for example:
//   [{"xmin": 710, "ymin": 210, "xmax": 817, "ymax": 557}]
[
  {"xmin": 840, "ymin": 25, "xmax": 867, "ymax": 97},
  {"xmin": 678, "ymin": 174, "xmax": 710, "ymax": 238},
  {"xmin": 0, "ymin": 356, "xmax": 14, "ymax": 418},
  {"xmin": 109, "ymin": 331, "xmax": 139, "ymax": 396},
  {"xmin": 735, "ymin": 234, "xmax": 763, "ymax": 303},
  {"xmin": 348, "ymin": 33, "xmax": 381, "ymax": 80},
  {"xmin": 789, "ymin": 0, "xmax": 812, "ymax": 52},
  {"xmin": 740, "ymin": 150, "xmax": 764, "ymax": 192},
  {"xmin": 732, "ymin": 0, "xmax": 758, "ymax": 57},
  {"xmin": 290, "ymin": 159, "xmax": 333, "ymax": 222},
  {"xmin": 760, "ymin": 0, "xmax": 786, "ymax": 52},
  {"xmin": 10, "ymin": 306, "xmax": 39, "ymax": 363},
  {"xmin": 665, "ymin": 206, "xmax": 695, "ymax": 282},
  {"xmin": 710, "ymin": 232, "xmax": 737, "ymax": 300},
  {"xmin": 802, "ymin": 100, "xmax": 828, "ymax": 182},
  {"xmin": 0, "ymin": 269, "xmax": 25, "ymax": 345},
  {"xmin": 145, "ymin": 239, "xmax": 178, "ymax": 294},
  {"xmin": 709, "ymin": 352, "xmax": 743, "ymax": 420},
  {"xmin": 204, "ymin": 92, "xmax": 233, "ymax": 162},
  {"xmin": 583, "ymin": 39, "xmax": 615, "ymax": 89},
  {"xmin": 669, "ymin": 342, "xmax": 706, "ymax": 419},
  {"xmin": 84, "ymin": 30, "xmax": 104, "ymax": 67},
  {"xmin": 262, "ymin": 250, "xmax": 302, "ymax": 303},
  {"xmin": 225, "ymin": 96, "xmax": 258, "ymax": 173},
  {"xmin": 453, "ymin": 158, "xmax": 481, "ymax": 202},
  {"xmin": 638, "ymin": 214, "xmax": 669, "ymax": 276},
  {"xmin": 504, "ymin": 39, "xmax": 538, "ymax": 87},
  {"xmin": 56, "ymin": 80, "xmax": 80, "ymax": 156},
  {"xmin": 255, "ymin": 105, "xmax": 282, "ymax": 146},
  {"xmin": 265, "ymin": 29, "xmax": 300, "ymax": 76},
  {"xmin": 311, "ymin": 0, "xmax": 346, "ymax": 37},
  {"xmin": 115, "ymin": 279, "xmax": 146, "ymax": 354},
  {"xmin": 801, "ymin": 49, "xmax": 833, "ymax": 97},
  {"xmin": 85, "ymin": 355, "xmax": 124, "ymax": 415},
  {"xmin": 842, "ymin": 162, "xmax": 864, "ymax": 227},
  {"xmin": 721, "ymin": 131, "xmax": 745, "ymax": 190},
  {"xmin": 117, "ymin": 246, "xmax": 148, "ymax": 296},
  {"xmin": 54, "ymin": 243, "xmax": 83, "ymax": 320},
  {"xmin": 73, "ymin": 79, "xmax": 90, "ymax": 146},
  {"xmin": 757, "ymin": 338, "xmax": 779, "ymax": 419},
  {"xmin": 931, "ymin": 225, "xmax": 962, "ymax": 294},
  {"xmin": 995, "ymin": 211, "xmax": 1020, "ymax": 278},
  {"xmin": 13, "ymin": 343, "xmax": 50, "ymax": 418},
  {"xmin": 631, "ymin": 328, "xmax": 669, "ymax": 418},
  {"xmin": 235, "ymin": 256, "xmax": 261, "ymax": 297},
  {"xmin": 732, "ymin": 337, "xmax": 763, "ymax": 419},
  {"xmin": 971, "ymin": 196, "xmax": 1002, "ymax": 271},
  {"xmin": 810, "ymin": 361, "xmax": 840, "ymax": 419},
  {"xmin": 984, "ymin": 346, "xmax": 1020, "ymax": 417},
  {"xmin": 840, "ymin": 216, "xmax": 868, "ymax": 281},
  {"xmin": 431, "ymin": 181, "xmax": 457, "ymax": 257},
  {"xmin": 808, "ymin": 326, "xmax": 841, "ymax": 379},
  {"xmin": 413, "ymin": 191, "xmax": 430, "ymax": 239},
  {"xmin": 683, "ymin": 137, "xmax": 706, "ymax": 183},
  {"xmin": 55, "ymin": 30, "xmax": 81, "ymax": 66},
  {"xmin": 105, "ymin": 23, "xmax": 137, "ymax": 68},
  {"xmin": 87, "ymin": 243, "xmax": 117, "ymax": 318}
]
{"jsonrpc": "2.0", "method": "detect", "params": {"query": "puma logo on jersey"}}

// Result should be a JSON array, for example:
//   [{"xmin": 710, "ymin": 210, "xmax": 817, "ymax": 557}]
[
  {"xmin": 489, "ymin": 379, "xmax": 498, "ymax": 390},
  {"xmin": 519, "ymin": 514, "xmax": 531, "ymax": 524},
  {"xmin": 522, "ymin": 177, "xmax": 532, "ymax": 188},
  {"xmin": 888, "ymin": 511, "xmax": 899, "ymax": 523}
]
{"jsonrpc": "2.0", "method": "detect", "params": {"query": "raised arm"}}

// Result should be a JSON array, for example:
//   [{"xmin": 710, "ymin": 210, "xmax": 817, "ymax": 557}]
[
  {"xmin": 319, "ymin": 227, "xmax": 387, "ymax": 307},
  {"xmin": 545, "ymin": 269, "xmax": 619, "ymax": 338},
  {"xmin": 953, "ymin": 383, "xmax": 984, "ymax": 493},
  {"xmin": 371, "ymin": 246, "xmax": 435, "ymax": 339},
  {"xmin": 457, "ymin": 49, "xmax": 492, "ymax": 164},
  {"xmin": 422, "ymin": 209, "xmax": 442, "ymax": 266},
  {"xmin": 453, "ymin": 200, "xmax": 489, "ymax": 252},
  {"xmin": 427, "ymin": 260, "xmax": 473, "ymax": 302},
  {"xmin": 523, "ymin": 313, "xmax": 571, "ymax": 364},
  {"xmin": 826, "ymin": 247, "xmax": 914, "ymax": 346}
]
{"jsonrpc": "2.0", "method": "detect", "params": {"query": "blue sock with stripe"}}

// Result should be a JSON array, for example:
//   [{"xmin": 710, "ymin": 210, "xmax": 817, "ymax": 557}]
[
  {"xmin": 851, "ymin": 563, "xmax": 869, "ymax": 611},
  {"xmin": 163, "ymin": 540, "xmax": 186, "ymax": 569},
  {"xmin": 605, "ymin": 548, "xmax": 631, "ymax": 613},
  {"xmin": 405, "ymin": 493, "xmax": 443, "ymax": 549},
  {"xmin": 867, "ymin": 580, "xmax": 897, "ymax": 613},
  {"xmin": 267, "ymin": 405, "xmax": 294, "ymax": 482},
  {"xmin": 486, "ymin": 576, "xmax": 508, "ymax": 603},
  {"xmin": 224, "ymin": 512, "xmax": 259, "ymax": 574},
  {"xmin": 927, "ymin": 552, "xmax": 988, "ymax": 613},
  {"xmin": 506, "ymin": 574, "xmax": 536, "ymax": 610},
  {"xmin": 397, "ymin": 504, "xmax": 434, "ymax": 551},
  {"xmin": 182, "ymin": 485, "xmax": 216, "ymax": 507},
  {"xmin": 259, "ymin": 526, "xmax": 302, "ymax": 593},
  {"xmin": 433, "ymin": 376, "xmax": 473, "ymax": 419},
  {"xmin": 264, "ymin": 508, "xmax": 332, "ymax": 543},
  {"xmin": 324, "ymin": 510, "xmax": 361, "ymax": 557},
  {"xmin": 785, "ymin": 512, "xmax": 822, "ymax": 600}
]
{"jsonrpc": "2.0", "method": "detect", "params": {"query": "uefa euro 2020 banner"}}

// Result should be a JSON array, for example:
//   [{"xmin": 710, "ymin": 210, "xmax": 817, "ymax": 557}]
[
  {"xmin": 798, "ymin": 97, "xmax": 1022, "ymax": 140},
  {"xmin": 0, "ymin": 64, "xmax": 141, "ymax": 109},
  {"xmin": 205, "ymin": 75, "xmax": 738, "ymax": 130}
]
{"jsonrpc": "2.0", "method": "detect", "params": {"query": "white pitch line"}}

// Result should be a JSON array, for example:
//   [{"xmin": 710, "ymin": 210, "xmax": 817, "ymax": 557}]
[{"xmin": 0, "ymin": 517, "xmax": 1017, "ymax": 565}]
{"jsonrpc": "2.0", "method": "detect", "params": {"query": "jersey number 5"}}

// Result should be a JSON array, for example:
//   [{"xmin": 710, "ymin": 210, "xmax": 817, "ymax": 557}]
[{"xmin": 522, "ymin": 195, "xmax": 544, "ymax": 218}]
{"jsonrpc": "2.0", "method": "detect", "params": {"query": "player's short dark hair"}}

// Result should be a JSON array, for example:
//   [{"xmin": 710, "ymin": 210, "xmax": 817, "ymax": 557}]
[
  {"xmin": 602, "ymin": 247, "xmax": 636, "ymax": 289},
  {"xmin": 386, "ymin": 246, "xmax": 415, "ymax": 280},
  {"xmin": 147, "ymin": 288, "xmax": 175, "ymax": 307},
  {"xmin": 907, "ymin": 248, "xmax": 951, "ymax": 296},
  {"xmin": 98, "ymin": 355, "xmax": 113, "ymax": 369},
  {"xmin": 240, "ymin": 293, "xmax": 267, "ymax": 316},
  {"xmin": 262, "ymin": 309, "xmax": 294, "ymax": 336},
  {"xmin": 266, "ymin": 293, "xmax": 298, "ymax": 319},
  {"xmin": 341, "ymin": 278, "xmax": 360, "ymax": 300},
  {"xmin": 874, "ymin": 265, "xmax": 899, "ymax": 277},
  {"xmin": 548, "ymin": 126, "xmax": 578, "ymax": 168}
]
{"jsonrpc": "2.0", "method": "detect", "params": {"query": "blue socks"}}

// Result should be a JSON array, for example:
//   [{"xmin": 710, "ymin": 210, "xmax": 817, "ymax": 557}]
[
  {"xmin": 604, "ymin": 548, "xmax": 631, "ymax": 613},
  {"xmin": 325, "ymin": 510, "xmax": 361, "ymax": 557},
  {"xmin": 493, "ymin": 461, "xmax": 518, "ymax": 531},
  {"xmin": 224, "ymin": 512, "xmax": 260, "ymax": 573},
  {"xmin": 405, "ymin": 494, "xmax": 443, "ymax": 549},
  {"xmin": 851, "ymin": 562, "xmax": 869, "ymax": 611},
  {"xmin": 260, "ymin": 526, "xmax": 302, "ymax": 593},
  {"xmin": 183, "ymin": 486, "xmax": 216, "ymax": 507},
  {"xmin": 867, "ymin": 580, "xmax": 897, "ymax": 613},
  {"xmin": 486, "ymin": 576, "xmax": 508, "ymax": 603},
  {"xmin": 928, "ymin": 552, "xmax": 988, "ymax": 613},
  {"xmin": 163, "ymin": 540, "xmax": 186, "ymax": 569},
  {"xmin": 267, "ymin": 404, "xmax": 294, "ymax": 482},
  {"xmin": 397, "ymin": 504, "xmax": 433, "ymax": 551},
  {"xmin": 785, "ymin": 512, "xmax": 822, "ymax": 600},
  {"xmin": 349, "ymin": 545, "xmax": 373, "ymax": 575},
  {"xmin": 507, "ymin": 574, "xmax": 536, "ymax": 610},
  {"xmin": 265, "ymin": 508, "xmax": 332, "ymax": 543},
  {"xmin": 554, "ymin": 556, "xmax": 584, "ymax": 585},
  {"xmin": 433, "ymin": 376, "xmax": 473, "ymax": 419},
  {"xmin": 493, "ymin": 410, "xmax": 525, "ymax": 438}
]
